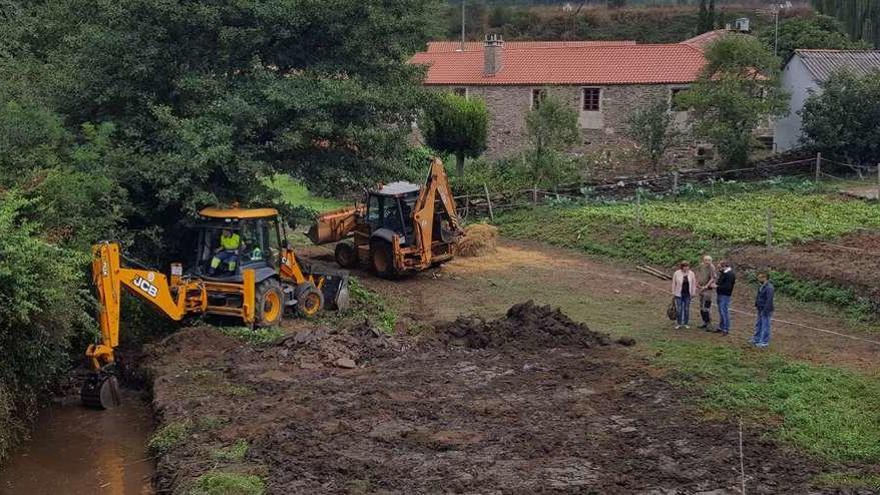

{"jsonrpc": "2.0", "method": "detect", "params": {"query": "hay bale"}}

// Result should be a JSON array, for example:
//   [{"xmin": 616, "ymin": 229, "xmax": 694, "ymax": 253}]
[{"xmin": 459, "ymin": 224, "xmax": 499, "ymax": 257}]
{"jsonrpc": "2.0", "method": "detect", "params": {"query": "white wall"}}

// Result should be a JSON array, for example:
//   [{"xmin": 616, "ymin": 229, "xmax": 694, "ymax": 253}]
[{"xmin": 774, "ymin": 55, "xmax": 819, "ymax": 153}]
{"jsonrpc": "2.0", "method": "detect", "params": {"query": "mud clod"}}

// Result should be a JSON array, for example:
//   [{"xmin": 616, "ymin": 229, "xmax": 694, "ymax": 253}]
[{"xmin": 436, "ymin": 300, "xmax": 625, "ymax": 350}]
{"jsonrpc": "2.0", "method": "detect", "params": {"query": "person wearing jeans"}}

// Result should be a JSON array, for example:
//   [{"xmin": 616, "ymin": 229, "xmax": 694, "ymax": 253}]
[
  {"xmin": 696, "ymin": 255, "xmax": 717, "ymax": 331},
  {"xmin": 751, "ymin": 270, "xmax": 775, "ymax": 348},
  {"xmin": 671, "ymin": 261, "xmax": 698, "ymax": 329},
  {"xmin": 715, "ymin": 260, "xmax": 736, "ymax": 335}
]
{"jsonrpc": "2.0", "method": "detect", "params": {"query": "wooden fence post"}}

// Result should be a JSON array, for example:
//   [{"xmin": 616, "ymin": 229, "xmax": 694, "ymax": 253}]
[
  {"xmin": 635, "ymin": 188, "xmax": 642, "ymax": 227},
  {"xmin": 876, "ymin": 163, "xmax": 880, "ymax": 201},
  {"xmin": 463, "ymin": 194, "xmax": 470, "ymax": 219},
  {"xmin": 815, "ymin": 152, "xmax": 822, "ymax": 184},
  {"xmin": 672, "ymin": 171, "xmax": 679, "ymax": 195},
  {"xmin": 532, "ymin": 184, "xmax": 538, "ymax": 205},
  {"xmin": 483, "ymin": 183, "xmax": 494, "ymax": 222},
  {"xmin": 766, "ymin": 208, "xmax": 773, "ymax": 248}
]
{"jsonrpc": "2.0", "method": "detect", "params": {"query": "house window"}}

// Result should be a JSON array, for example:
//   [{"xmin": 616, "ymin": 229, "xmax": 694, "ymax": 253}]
[
  {"xmin": 531, "ymin": 88, "xmax": 547, "ymax": 109},
  {"xmin": 452, "ymin": 87, "xmax": 468, "ymax": 98},
  {"xmin": 582, "ymin": 87, "xmax": 601, "ymax": 111},
  {"xmin": 669, "ymin": 87, "xmax": 689, "ymax": 111}
]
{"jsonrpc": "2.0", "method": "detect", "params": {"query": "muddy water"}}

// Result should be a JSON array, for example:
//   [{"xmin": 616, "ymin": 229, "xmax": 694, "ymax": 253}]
[{"xmin": 0, "ymin": 390, "xmax": 154, "ymax": 495}]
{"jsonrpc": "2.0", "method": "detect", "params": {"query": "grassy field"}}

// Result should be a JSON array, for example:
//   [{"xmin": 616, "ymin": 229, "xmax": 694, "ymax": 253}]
[
  {"xmin": 653, "ymin": 340, "xmax": 880, "ymax": 463},
  {"xmin": 268, "ymin": 175, "xmax": 345, "ymax": 212}
]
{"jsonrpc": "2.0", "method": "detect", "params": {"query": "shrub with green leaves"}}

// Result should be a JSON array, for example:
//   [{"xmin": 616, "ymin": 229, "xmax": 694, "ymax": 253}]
[{"xmin": 0, "ymin": 193, "xmax": 94, "ymax": 463}]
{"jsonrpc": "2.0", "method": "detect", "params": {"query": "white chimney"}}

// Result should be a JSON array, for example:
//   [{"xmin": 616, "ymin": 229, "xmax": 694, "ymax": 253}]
[{"xmin": 483, "ymin": 34, "xmax": 504, "ymax": 77}]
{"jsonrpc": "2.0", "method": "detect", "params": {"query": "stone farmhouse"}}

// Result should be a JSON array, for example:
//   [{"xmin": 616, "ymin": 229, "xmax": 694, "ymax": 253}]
[{"xmin": 409, "ymin": 31, "xmax": 737, "ymax": 165}]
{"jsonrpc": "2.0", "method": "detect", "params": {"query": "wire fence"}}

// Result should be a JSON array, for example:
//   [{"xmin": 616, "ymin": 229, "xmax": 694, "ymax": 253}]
[
  {"xmin": 454, "ymin": 152, "xmax": 876, "ymax": 221},
  {"xmin": 455, "ymin": 152, "xmax": 880, "ymax": 249}
]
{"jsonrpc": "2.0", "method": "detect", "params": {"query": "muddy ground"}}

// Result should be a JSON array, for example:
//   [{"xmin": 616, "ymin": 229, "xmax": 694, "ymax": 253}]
[{"xmin": 145, "ymin": 302, "xmax": 851, "ymax": 494}]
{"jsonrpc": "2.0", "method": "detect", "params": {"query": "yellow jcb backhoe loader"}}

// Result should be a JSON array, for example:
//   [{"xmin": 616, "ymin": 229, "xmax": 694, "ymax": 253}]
[
  {"xmin": 82, "ymin": 207, "xmax": 349, "ymax": 409},
  {"xmin": 307, "ymin": 157, "xmax": 463, "ymax": 278}
]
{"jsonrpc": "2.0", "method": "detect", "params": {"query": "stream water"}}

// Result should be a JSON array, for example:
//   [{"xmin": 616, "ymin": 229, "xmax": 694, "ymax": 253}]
[{"xmin": 0, "ymin": 390, "xmax": 154, "ymax": 495}]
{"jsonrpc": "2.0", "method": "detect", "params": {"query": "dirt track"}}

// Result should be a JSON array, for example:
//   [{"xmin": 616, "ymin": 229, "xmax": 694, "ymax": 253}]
[{"xmin": 144, "ymin": 240, "xmax": 880, "ymax": 494}]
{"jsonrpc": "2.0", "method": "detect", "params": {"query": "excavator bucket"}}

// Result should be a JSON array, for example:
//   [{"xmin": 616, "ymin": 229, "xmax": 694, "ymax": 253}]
[{"xmin": 317, "ymin": 271, "xmax": 350, "ymax": 311}]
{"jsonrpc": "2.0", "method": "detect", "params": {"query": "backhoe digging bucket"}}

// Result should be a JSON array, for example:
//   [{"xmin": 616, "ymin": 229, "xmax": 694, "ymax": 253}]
[{"xmin": 317, "ymin": 272, "xmax": 350, "ymax": 311}]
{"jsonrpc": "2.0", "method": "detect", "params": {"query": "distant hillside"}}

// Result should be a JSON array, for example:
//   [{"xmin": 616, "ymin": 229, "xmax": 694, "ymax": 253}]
[{"xmin": 442, "ymin": 2, "xmax": 812, "ymax": 44}]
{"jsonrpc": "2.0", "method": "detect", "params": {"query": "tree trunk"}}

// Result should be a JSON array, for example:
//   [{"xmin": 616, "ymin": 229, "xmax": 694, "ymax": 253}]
[{"xmin": 456, "ymin": 152, "xmax": 464, "ymax": 177}]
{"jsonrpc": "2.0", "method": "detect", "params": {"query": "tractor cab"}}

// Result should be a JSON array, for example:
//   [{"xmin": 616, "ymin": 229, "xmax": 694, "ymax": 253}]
[
  {"xmin": 364, "ymin": 182, "xmax": 420, "ymax": 245},
  {"xmin": 193, "ymin": 207, "xmax": 285, "ymax": 282}
]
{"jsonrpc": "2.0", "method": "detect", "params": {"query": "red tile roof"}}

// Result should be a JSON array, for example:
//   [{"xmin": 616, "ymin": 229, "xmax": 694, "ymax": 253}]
[
  {"xmin": 426, "ymin": 40, "xmax": 636, "ymax": 52},
  {"xmin": 410, "ymin": 43, "xmax": 707, "ymax": 86},
  {"xmin": 681, "ymin": 30, "xmax": 728, "ymax": 50}
]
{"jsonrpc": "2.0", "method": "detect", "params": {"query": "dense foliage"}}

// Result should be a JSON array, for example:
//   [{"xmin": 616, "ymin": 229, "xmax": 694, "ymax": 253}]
[
  {"xmin": 811, "ymin": 0, "xmax": 880, "ymax": 48},
  {"xmin": 801, "ymin": 70, "xmax": 880, "ymax": 165},
  {"xmin": 626, "ymin": 100, "xmax": 683, "ymax": 171},
  {"xmin": 0, "ymin": 0, "xmax": 440, "ymax": 462},
  {"xmin": 421, "ymin": 92, "xmax": 489, "ymax": 177},
  {"xmin": 758, "ymin": 14, "xmax": 869, "ymax": 61},
  {"xmin": 0, "ymin": 196, "xmax": 94, "ymax": 461},
  {"xmin": 524, "ymin": 93, "xmax": 580, "ymax": 185},
  {"xmin": 442, "ymin": 3, "xmax": 779, "ymax": 44},
  {"xmin": 677, "ymin": 35, "xmax": 788, "ymax": 167}
]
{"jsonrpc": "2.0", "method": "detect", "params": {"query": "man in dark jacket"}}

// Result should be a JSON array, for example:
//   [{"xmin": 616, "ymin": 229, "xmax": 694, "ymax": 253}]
[
  {"xmin": 715, "ymin": 260, "xmax": 735, "ymax": 335},
  {"xmin": 750, "ymin": 270, "xmax": 775, "ymax": 348}
]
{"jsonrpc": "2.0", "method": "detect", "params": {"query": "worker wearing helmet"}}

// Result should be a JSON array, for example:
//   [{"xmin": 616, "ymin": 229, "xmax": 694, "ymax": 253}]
[{"xmin": 209, "ymin": 229, "xmax": 241, "ymax": 275}]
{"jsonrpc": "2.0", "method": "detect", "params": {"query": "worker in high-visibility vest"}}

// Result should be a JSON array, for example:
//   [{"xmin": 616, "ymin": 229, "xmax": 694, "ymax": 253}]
[{"xmin": 209, "ymin": 229, "xmax": 241, "ymax": 275}]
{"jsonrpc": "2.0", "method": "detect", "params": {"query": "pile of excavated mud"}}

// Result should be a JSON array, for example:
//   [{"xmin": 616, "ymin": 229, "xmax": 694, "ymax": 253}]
[
  {"xmin": 436, "ymin": 300, "xmax": 634, "ymax": 350},
  {"xmin": 260, "ymin": 321, "xmax": 402, "ymax": 370}
]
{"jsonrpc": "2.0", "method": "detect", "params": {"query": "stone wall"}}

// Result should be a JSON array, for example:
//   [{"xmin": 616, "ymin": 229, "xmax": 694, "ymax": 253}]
[{"xmin": 446, "ymin": 83, "xmax": 699, "ymax": 167}]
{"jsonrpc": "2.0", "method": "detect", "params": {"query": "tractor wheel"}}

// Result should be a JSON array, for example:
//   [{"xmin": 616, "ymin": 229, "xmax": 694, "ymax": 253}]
[
  {"xmin": 256, "ymin": 279, "xmax": 284, "ymax": 327},
  {"xmin": 295, "ymin": 282, "xmax": 324, "ymax": 319},
  {"xmin": 81, "ymin": 373, "xmax": 121, "ymax": 410},
  {"xmin": 334, "ymin": 242, "xmax": 358, "ymax": 269},
  {"xmin": 370, "ymin": 239, "xmax": 397, "ymax": 279}
]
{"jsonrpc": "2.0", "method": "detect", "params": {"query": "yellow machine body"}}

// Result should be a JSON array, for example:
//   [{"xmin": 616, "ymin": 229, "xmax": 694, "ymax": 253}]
[{"xmin": 82, "ymin": 207, "xmax": 348, "ymax": 408}]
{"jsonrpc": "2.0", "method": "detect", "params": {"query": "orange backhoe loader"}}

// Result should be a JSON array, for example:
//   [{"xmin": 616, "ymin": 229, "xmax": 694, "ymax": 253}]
[
  {"xmin": 307, "ymin": 157, "xmax": 462, "ymax": 278},
  {"xmin": 81, "ymin": 207, "xmax": 348, "ymax": 409}
]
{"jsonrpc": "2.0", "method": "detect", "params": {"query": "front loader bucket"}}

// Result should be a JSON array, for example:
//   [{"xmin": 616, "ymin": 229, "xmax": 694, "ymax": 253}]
[{"xmin": 318, "ymin": 272, "xmax": 350, "ymax": 311}]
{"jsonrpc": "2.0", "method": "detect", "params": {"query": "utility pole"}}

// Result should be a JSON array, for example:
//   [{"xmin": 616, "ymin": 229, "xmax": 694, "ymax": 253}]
[
  {"xmin": 774, "ymin": 6, "xmax": 780, "ymax": 57},
  {"xmin": 459, "ymin": 0, "xmax": 465, "ymax": 52}
]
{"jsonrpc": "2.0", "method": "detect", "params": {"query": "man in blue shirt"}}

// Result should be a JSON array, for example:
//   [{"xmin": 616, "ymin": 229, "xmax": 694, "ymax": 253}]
[{"xmin": 750, "ymin": 270, "xmax": 775, "ymax": 348}]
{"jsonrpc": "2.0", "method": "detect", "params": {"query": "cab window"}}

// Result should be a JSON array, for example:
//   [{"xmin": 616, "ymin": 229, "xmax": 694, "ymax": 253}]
[{"xmin": 367, "ymin": 195, "xmax": 382, "ymax": 229}]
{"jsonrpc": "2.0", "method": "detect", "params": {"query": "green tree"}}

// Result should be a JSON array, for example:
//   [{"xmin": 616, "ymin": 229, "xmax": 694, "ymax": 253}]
[
  {"xmin": 677, "ymin": 36, "xmax": 788, "ymax": 167},
  {"xmin": 626, "ymin": 100, "xmax": 683, "ymax": 171},
  {"xmin": 760, "ymin": 15, "xmax": 869, "ymax": 61},
  {"xmin": 524, "ymin": 92, "xmax": 580, "ymax": 185},
  {"xmin": 1, "ymin": 0, "xmax": 441, "ymax": 259},
  {"xmin": 801, "ymin": 70, "xmax": 880, "ymax": 164},
  {"xmin": 421, "ymin": 92, "xmax": 488, "ymax": 177},
  {"xmin": 0, "ymin": 193, "xmax": 94, "ymax": 463},
  {"xmin": 811, "ymin": 0, "xmax": 880, "ymax": 48}
]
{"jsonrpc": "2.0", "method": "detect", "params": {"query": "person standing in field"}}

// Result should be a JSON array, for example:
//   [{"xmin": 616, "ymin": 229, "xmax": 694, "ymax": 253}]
[
  {"xmin": 751, "ymin": 270, "xmax": 775, "ymax": 348},
  {"xmin": 672, "ymin": 261, "xmax": 698, "ymax": 329},
  {"xmin": 696, "ymin": 255, "xmax": 717, "ymax": 331},
  {"xmin": 715, "ymin": 260, "xmax": 736, "ymax": 335}
]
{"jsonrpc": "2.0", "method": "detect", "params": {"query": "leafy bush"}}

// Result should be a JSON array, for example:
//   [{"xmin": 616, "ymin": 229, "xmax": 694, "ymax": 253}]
[
  {"xmin": 421, "ymin": 92, "xmax": 489, "ymax": 177},
  {"xmin": 0, "ymin": 194, "xmax": 94, "ymax": 462}
]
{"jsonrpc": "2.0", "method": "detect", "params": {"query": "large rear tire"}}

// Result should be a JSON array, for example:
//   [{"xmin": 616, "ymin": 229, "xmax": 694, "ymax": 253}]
[
  {"xmin": 295, "ymin": 282, "xmax": 324, "ymax": 319},
  {"xmin": 370, "ymin": 239, "xmax": 397, "ymax": 279},
  {"xmin": 256, "ymin": 279, "xmax": 284, "ymax": 327},
  {"xmin": 334, "ymin": 242, "xmax": 358, "ymax": 269}
]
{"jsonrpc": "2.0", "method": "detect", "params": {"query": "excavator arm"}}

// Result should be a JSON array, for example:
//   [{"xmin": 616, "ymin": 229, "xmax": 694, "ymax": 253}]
[
  {"xmin": 83, "ymin": 242, "xmax": 208, "ymax": 409},
  {"xmin": 412, "ymin": 157, "xmax": 462, "ymax": 256}
]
